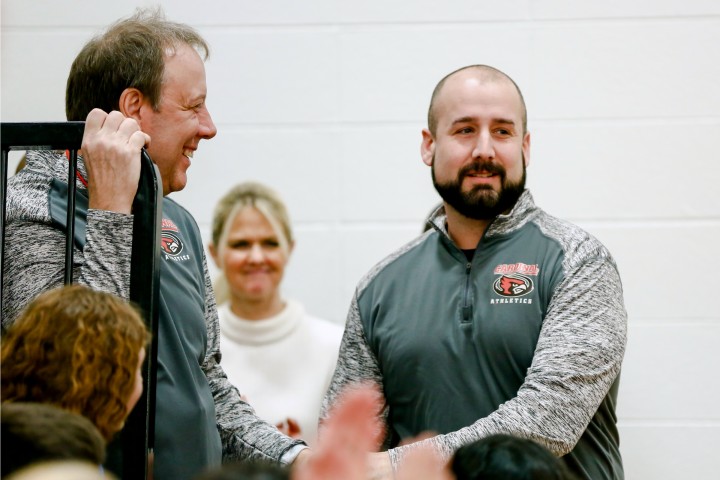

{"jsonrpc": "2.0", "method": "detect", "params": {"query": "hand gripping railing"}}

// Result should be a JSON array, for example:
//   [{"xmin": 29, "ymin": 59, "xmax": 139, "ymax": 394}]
[{"xmin": 1, "ymin": 122, "xmax": 162, "ymax": 480}]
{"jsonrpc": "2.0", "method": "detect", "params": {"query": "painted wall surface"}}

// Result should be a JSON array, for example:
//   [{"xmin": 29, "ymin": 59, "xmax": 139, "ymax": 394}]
[{"xmin": 2, "ymin": 1, "xmax": 718, "ymax": 478}]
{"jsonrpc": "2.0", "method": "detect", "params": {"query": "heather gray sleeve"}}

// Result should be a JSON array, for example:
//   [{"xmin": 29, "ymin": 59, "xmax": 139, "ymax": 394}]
[
  {"xmin": 388, "ymin": 255, "xmax": 627, "ymax": 467},
  {"xmin": 2, "ymin": 208, "xmax": 133, "ymax": 326},
  {"xmin": 200, "ymin": 252, "xmax": 304, "ymax": 464},
  {"xmin": 320, "ymin": 293, "xmax": 390, "ymax": 444}
]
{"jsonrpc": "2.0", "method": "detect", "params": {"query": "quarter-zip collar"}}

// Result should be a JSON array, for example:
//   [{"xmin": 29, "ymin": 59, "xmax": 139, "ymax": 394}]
[{"xmin": 428, "ymin": 189, "xmax": 538, "ymax": 263}]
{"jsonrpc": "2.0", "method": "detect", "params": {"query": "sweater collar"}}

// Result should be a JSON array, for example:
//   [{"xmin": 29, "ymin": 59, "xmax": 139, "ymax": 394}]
[
  {"xmin": 428, "ymin": 189, "xmax": 537, "ymax": 240},
  {"xmin": 219, "ymin": 299, "xmax": 303, "ymax": 345}
]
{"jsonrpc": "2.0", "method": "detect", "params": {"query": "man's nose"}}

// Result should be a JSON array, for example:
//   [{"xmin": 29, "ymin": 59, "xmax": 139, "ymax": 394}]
[
  {"xmin": 472, "ymin": 131, "xmax": 495, "ymax": 160},
  {"xmin": 198, "ymin": 106, "xmax": 217, "ymax": 140}
]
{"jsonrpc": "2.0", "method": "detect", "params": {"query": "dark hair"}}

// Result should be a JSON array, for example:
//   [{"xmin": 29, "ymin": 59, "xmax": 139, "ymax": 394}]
[
  {"xmin": 65, "ymin": 7, "xmax": 209, "ymax": 121},
  {"xmin": 450, "ymin": 434, "xmax": 575, "ymax": 480},
  {"xmin": 193, "ymin": 460, "xmax": 290, "ymax": 480},
  {"xmin": 427, "ymin": 65, "xmax": 527, "ymax": 136},
  {"xmin": 1, "ymin": 402, "xmax": 106, "ymax": 478},
  {"xmin": 1, "ymin": 285, "xmax": 150, "ymax": 441}
]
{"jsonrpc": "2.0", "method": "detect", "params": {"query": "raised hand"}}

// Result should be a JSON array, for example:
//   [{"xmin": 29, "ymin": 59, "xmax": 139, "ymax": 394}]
[
  {"xmin": 82, "ymin": 109, "xmax": 151, "ymax": 214},
  {"xmin": 293, "ymin": 383, "xmax": 384, "ymax": 480}
]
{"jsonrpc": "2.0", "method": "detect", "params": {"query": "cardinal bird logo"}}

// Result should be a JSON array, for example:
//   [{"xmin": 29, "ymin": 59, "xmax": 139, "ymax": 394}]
[
  {"xmin": 493, "ymin": 274, "xmax": 534, "ymax": 297},
  {"xmin": 161, "ymin": 231, "xmax": 184, "ymax": 256}
]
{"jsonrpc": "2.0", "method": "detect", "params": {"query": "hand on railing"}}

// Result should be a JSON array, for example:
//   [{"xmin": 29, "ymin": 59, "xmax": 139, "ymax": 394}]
[{"xmin": 82, "ymin": 109, "xmax": 150, "ymax": 214}]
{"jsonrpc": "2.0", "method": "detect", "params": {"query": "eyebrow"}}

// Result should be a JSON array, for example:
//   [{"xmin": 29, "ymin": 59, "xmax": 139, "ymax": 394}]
[{"xmin": 450, "ymin": 116, "xmax": 517, "ymax": 127}]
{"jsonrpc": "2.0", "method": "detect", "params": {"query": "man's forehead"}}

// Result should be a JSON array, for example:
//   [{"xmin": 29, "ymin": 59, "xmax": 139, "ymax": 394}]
[{"xmin": 435, "ymin": 73, "xmax": 522, "ymax": 120}]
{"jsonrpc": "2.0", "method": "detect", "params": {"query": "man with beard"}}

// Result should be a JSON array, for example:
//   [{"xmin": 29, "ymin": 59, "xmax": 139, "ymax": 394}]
[{"xmin": 321, "ymin": 65, "xmax": 627, "ymax": 480}]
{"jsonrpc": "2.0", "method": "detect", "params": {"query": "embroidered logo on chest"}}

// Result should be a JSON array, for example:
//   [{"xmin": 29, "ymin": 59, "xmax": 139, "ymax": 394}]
[
  {"xmin": 161, "ymin": 218, "xmax": 191, "ymax": 262},
  {"xmin": 492, "ymin": 263, "xmax": 539, "ymax": 298}
]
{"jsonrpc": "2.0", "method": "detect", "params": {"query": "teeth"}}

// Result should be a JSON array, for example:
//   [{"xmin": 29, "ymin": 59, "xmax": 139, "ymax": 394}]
[{"xmin": 183, "ymin": 149, "xmax": 194, "ymax": 159}]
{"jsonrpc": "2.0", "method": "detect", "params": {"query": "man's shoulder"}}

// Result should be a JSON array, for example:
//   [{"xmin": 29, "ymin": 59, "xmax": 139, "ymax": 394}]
[
  {"xmin": 162, "ymin": 197, "xmax": 201, "ymax": 232},
  {"xmin": 6, "ymin": 155, "xmax": 59, "ymax": 223},
  {"xmin": 530, "ymin": 207, "xmax": 615, "ymax": 268},
  {"xmin": 355, "ymin": 230, "xmax": 435, "ymax": 297}
]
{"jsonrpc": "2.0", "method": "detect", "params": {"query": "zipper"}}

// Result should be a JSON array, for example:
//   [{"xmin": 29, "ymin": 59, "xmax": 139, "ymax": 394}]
[
  {"xmin": 462, "ymin": 261, "xmax": 473, "ymax": 321},
  {"xmin": 432, "ymin": 212, "xmax": 495, "ymax": 324}
]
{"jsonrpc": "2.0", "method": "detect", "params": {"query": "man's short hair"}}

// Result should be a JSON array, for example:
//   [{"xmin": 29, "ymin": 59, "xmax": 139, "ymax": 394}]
[
  {"xmin": 65, "ymin": 7, "xmax": 209, "ymax": 121},
  {"xmin": 1, "ymin": 403, "xmax": 106, "ymax": 478},
  {"xmin": 450, "ymin": 434, "xmax": 574, "ymax": 480},
  {"xmin": 427, "ymin": 64, "xmax": 527, "ymax": 136}
]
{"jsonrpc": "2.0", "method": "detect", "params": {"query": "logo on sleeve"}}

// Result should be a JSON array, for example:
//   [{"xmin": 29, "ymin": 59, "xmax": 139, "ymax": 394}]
[
  {"xmin": 490, "ymin": 263, "xmax": 538, "ymax": 304},
  {"xmin": 161, "ymin": 218, "xmax": 191, "ymax": 262}
]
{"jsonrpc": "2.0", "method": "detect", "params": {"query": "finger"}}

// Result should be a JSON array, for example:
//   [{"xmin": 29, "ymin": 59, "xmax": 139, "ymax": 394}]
[
  {"xmin": 101, "ymin": 110, "xmax": 127, "ymax": 132},
  {"xmin": 84, "ymin": 108, "xmax": 109, "ymax": 134},
  {"xmin": 117, "ymin": 116, "xmax": 142, "ymax": 136},
  {"xmin": 128, "ymin": 130, "xmax": 151, "ymax": 149}
]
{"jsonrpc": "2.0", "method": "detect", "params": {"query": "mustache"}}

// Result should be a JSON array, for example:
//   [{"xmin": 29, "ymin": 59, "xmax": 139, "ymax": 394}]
[{"xmin": 458, "ymin": 160, "xmax": 506, "ymax": 179}]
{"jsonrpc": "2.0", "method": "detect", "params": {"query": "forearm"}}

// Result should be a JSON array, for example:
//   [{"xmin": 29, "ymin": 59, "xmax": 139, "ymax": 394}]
[
  {"xmin": 388, "ymin": 257, "xmax": 627, "ymax": 467},
  {"xmin": 321, "ymin": 296, "xmax": 388, "ymax": 440},
  {"xmin": 200, "ymin": 255, "xmax": 303, "ymax": 463}
]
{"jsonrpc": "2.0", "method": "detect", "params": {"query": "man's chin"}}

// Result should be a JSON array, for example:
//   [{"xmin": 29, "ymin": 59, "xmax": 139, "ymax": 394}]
[{"xmin": 464, "ymin": 186, "xmax": 500, "ymax": 204}]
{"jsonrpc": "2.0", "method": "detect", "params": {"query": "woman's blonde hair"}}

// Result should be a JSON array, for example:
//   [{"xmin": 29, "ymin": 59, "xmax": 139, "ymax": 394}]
[
  {"xmin": 1, "ymin": 285, "xmax": 150, "ymax": 441},
  {"xmin": 210, "ymin": 182, "xmax": 294, "ymax": 304}
]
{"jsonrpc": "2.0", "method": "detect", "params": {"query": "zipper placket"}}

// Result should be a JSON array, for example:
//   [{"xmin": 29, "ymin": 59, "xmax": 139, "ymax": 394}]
[{"xmin": 462, "ymin": 261, "xmax": 473, "ymax": 321}]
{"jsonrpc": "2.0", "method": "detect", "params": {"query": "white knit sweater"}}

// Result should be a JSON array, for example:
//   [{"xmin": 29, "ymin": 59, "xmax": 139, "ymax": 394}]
[{"xmin": 218, "ymin": 300, "xmax": 343, "ymax": 446}]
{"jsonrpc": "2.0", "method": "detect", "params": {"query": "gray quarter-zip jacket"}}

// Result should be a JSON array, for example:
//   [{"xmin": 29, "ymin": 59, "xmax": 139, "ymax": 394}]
[
  {"xmin": 322, "ymin": 190, "xmax": 627, "ymax": 480},
  {"xmin": 2, "ymin": 151, "xmax": 303, "ymax": 480}
]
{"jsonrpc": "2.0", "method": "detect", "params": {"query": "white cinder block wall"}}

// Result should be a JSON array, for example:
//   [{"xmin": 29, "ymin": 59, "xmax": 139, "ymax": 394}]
[{"xmin": 2, "ymin": 1, "xmax": 719, "ymax": 478}]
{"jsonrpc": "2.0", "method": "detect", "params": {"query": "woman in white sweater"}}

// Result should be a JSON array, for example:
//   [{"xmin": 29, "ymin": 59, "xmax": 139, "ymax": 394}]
[{"xmin": 209, "ymin": 182, "xmax": 343, "ymax": 446}]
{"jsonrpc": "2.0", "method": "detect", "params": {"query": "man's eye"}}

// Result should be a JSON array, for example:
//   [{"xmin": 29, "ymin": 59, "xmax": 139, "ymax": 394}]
[
  {"xmin": 263, "ymin": 240, "xmax": 280, "ymax": 248},
  {"xmin": 229, "ymin": 241, "xmax": 250, "ymax": 249},
  {"xmin": 456, "ymin": 127, "xmax": 474, "ymax": 134}
]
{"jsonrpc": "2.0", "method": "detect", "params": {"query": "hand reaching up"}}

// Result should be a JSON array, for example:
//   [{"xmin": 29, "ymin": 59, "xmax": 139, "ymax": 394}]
[
  {"xmin": 293, "ymin": 383, "xmax": 384, "ymax": 480},
  {"xmin": 82, "ymin": 109, "xmax": 150, "ymax": 213},
  {"xmin": 292, "ymin": 384, "xmax": 451, "ymax": 480}
]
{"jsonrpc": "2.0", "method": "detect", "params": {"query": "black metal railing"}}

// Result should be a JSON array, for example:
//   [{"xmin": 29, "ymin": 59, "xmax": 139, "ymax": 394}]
[{"xmin": 1, "ymin": 122, "xmax": 162, "ymax": 480}]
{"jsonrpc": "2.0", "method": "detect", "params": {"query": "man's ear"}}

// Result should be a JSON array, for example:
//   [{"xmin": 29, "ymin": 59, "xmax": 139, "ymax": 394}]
[
  {"xmin": 522, "ymin": 131, "xmax": 531, "ymax": 168},
  {"xmin": 421, "ymin": 129, "xmax": 435, "ymax": 166},
  {"xmin": 118, "ymin": 87, "xmax": 145, "ymax": 121}
]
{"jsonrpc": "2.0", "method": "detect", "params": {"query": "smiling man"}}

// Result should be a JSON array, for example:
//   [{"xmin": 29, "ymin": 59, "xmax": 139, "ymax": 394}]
[
  {"xmin": 322, "ymin": 65, "xmax": 627, "ymax": 480},
  {"xmin": 1, "ymin": 8, "xmax": 306, "ymax": 480}
]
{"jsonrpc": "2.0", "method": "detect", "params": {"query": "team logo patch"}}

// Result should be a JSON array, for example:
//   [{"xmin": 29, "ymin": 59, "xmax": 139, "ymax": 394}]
[
  {"xmin": 161, "ymin": 231, "xmax": 184, "ymax": 256},
  {"xmin": 160, "ymin": 219, "xmax": 191, "ymax": 262},
  {"xmin": 493, "ymin": 274, "xmax": 534, "ymax": 297}
]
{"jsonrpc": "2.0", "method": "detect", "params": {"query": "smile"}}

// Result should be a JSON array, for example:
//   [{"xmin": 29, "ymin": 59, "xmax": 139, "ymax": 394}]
[{"xmin": 467, "ymin": 172, "xmax": 495, "ymax": 178}]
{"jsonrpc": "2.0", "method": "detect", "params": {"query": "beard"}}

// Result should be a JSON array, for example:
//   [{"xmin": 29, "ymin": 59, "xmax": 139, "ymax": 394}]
[{"xmin": 432, "ymin": 155, "xmax": 526, "ymax": 220}]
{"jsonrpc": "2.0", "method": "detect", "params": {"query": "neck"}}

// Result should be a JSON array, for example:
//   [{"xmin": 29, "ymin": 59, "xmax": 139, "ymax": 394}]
[
  {"xmin": 230, "ymin": 293, "xmax": 285, "ymax": 321},
  {"xmin": 444, "ymin": 205, "xmax": 491, "ymax": 250}
]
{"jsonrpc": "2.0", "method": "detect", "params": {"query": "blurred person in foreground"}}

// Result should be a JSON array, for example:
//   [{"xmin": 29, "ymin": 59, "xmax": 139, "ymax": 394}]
[
  {"xmin": 450, "ymin": 434, "xmax": 577, "ymax": 480},
  {"xmin": 209, "ymin": 181, "xmax": 343, "ymax": 445},
  {"xmin": 1, "ymin": 285, "xmax": 148, "ymax": 442},
  {"xmin": 1, "ymin": 402, "xmax": 106, "ymax": 478},
  {"xmin": 322, "ymin": 64, "xmax": 627, "ymax": 480},
  {"xmin": 1, "ymin": 8, "xmax": 307, "ymax": 479},
  {"xmin": 5, "ymin": 461, "xmax": 116, "ymax": 480}
]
